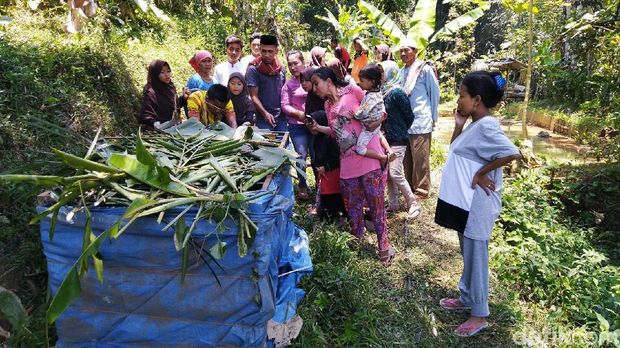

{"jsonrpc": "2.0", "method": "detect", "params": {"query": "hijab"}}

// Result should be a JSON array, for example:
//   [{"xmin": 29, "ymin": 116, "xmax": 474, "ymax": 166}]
[
  {"xmin": 379, "ymin": 60, "xmax": 401, "ymax": 96},
  {"xmin": 310, "ymin": 46, "xmax": 327, "ymax": 67},
  {"xmin": 189, "ymin": 50, "xmax": 213, "ymax": 73},
  {"xmin": 326, "ymin": 58, "xmax": 347, "ymax": 82},
  {"xmin": 375, "ymin": 44, "xmax": 393, "ymax": 61},
  {"xmin": 145, "ymin": 59, "xmax": 177, "ymax": 121},
  {"xmin": 300, "ymin": 66, "xmax": 316, "ymax": 82},
  {"xmin": 227, "ymin": 72, "xmax": 255, "ymax": 124}
]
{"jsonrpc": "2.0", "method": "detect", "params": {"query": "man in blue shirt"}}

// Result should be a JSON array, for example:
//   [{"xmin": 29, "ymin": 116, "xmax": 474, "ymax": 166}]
[
  {"xmin": 398, "ymin": 38, "xmax": 440, "ymax": 199},
  {"xmin": 246, "ymin": 34, "xmax": 287, "ymax": 131}
]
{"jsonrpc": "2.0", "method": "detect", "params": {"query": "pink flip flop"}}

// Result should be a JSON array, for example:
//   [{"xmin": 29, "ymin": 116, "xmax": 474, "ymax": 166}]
[
  {"xmin": 439, "ymin": 298, "xmax": 471, "ymax": 311},
  {"xmin": 454, "ymin": 321, "xmax": 489, "ymax": 337}
]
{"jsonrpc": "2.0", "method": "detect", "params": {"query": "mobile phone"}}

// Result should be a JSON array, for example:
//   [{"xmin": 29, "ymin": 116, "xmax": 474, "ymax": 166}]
[{"xmin": 305, "ymin": 115, "xmax": 315, "ymax": 124}]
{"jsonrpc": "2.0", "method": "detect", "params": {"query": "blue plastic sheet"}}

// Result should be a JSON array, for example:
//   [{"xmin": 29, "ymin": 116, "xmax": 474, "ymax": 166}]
[{"xmin": 39, "ymin": 174, "xmax": 312, "ymax": 347}]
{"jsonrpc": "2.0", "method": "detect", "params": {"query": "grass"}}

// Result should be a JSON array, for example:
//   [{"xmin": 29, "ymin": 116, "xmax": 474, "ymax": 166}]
[{"xmin": 291, "ymin": 171, "xmax": 525, "ymax": 347}]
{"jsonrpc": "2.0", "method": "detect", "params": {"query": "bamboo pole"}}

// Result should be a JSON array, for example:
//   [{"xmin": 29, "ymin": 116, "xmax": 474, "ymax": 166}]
[{"xmin": 521, "ymin": 0, "xmax": 534, "ymax": 138}]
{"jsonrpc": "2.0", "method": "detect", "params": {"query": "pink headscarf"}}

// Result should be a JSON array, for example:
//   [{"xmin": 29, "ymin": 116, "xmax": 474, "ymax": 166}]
[{"xmin": 189, "ymin": 50, "xmax": 213, "ymax": 72}]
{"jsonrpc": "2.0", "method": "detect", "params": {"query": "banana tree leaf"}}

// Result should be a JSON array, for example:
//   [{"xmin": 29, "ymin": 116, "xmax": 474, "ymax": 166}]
[
  {"xmin": 407, "ymin": 0, "xmax": 437, "ymax": 51},
  {"xmin": 107, "ymin": 182, "xmax": 147, "ymax": 201},
  {"xmin": 47, "ymin": 222, "xmax": 112, "ymax": 323},
  {"xmin": 0, "ymin": 174, "xmax": 65, "ymax": 186},
  {"xmin": 161, "ymin": 118, "xmax": 205, "ymax": 138},
  {"xmin": 357, "ymin": 0, "xmax": 405, "ymax": 44},
  {"xmin": 0, "ymin": 285, "xmax": 27, "ymax": 330},
  {"xmin": 210, "ymin": 241, "xmax": 227, "ymax": 260},
  {"xmin": 315, "ymin": 8, "xmax": 342, "ymax": 37},
  {"xmin": 132, "ymin": 0, "xmax": 148, "ymax": 12},
  {"xmin": 136, "ymin": 130, "xmax": 157, "ymax": 166},
  {"xmin": 209, "ymin": 122, "xmax": 236, "ymax": 139},
  {"xmin": 107, "ymin": 153, "xmax": 190, "ymax": 196},
  {"xmin": 53, "ymin": 149, "xmax": 120, "ymax": 174},
  {"xmin": 431, "ymin": 4, "xmax": 489, "ymax": 42},
  {"xmin": 208, "ymin": 155, "xmax": 239, "ymax": 193},
  {"xmin": 248, "ymin": 147, "xmax": 297, "ymax": 169}
]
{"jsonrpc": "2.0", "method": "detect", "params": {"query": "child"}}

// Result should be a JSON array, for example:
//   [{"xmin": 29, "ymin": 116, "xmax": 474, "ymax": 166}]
[
  {"xmin": 227, "ymin": 72, "xmax": 255, "ymax": 126},
  {"xmin": 139, "ymin": 59, "xmax": 189, "ymax": 131},
  {"xmin": 307, "ymin": 111, "xmax": 347, "ymax": 222},
  {"xmin": 434, "ymin": 71, "xmax": 521, "ymax": 337},
  {"xmin": 354, "ymin": 64, "xmax": 395, "ymax": 169}
]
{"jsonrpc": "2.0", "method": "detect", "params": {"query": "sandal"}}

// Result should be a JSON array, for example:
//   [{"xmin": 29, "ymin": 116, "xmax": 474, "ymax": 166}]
[
  {"xmin": 378, "ymin": 246, "xmax": 396, "ymax": 267},
  {"xmin": 407, "ymin": 204, "xmax": 421, "ymax": 219},
  {"xmin": 454, "ymin": 321, "xmax": 489, "ymax": 337},
  {"xmin": 439, "ymin": 298, "xmax": 471, "ymax": 311}
]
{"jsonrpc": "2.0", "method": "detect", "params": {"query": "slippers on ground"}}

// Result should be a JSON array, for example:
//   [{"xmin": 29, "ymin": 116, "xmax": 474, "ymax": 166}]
[
  {"xmin": 439, "ymin": 298, "xmax": 471, "ymax": 311},
  {"xmin": 454, "ymin": 321, "xmax": 489, "ymax": 337}
]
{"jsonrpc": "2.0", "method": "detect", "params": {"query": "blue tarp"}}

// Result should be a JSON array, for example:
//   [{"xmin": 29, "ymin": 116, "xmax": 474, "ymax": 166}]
[{"xmin": 39, "ymin": 174, "xmax": 312, "ymax": 347}]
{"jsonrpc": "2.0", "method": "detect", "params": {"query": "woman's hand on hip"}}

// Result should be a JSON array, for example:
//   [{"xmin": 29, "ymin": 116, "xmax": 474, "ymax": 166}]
[{"xmin": 471, "ymin": 172, "xmax": 495, "ymax": 196}]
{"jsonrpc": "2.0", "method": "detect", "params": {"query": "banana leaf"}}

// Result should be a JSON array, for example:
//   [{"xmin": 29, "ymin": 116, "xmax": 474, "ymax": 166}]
[
  {"xmin": 430, "ymin": 3, "xmax": 490, "ymax": 42},
  {"xmin": 357, "ymin": 0, "xmax": 405, "ymax": 44},
  {"xmin": 407, "ymin": 0, "xmax": 437, "ymax": 51}
]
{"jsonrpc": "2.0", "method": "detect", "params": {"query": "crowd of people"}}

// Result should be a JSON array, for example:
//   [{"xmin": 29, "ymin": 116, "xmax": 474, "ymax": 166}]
[{"xmin": 138, "ymin": 33, "xmax": 520, "ymax": 337}]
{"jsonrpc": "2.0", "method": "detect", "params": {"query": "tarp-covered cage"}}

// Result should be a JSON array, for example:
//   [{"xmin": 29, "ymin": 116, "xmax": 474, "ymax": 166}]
[{"xmin": 39, "ymin": 129, "xmax": 312, "ymax": 347}]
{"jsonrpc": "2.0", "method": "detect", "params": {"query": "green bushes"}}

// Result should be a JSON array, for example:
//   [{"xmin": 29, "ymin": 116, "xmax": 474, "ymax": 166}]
[{"xmin": 491, "ymin": 168, "xmax": 620, "ymax": 345}]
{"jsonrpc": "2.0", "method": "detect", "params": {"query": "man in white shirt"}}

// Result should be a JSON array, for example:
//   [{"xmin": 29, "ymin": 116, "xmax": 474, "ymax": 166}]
[
  {"xmin": 213, "ymin": 35, "xmax": 246, "ymax": 85},
  {"xmin": 240, "ymin": 32, "xmax": 261, "ymax": 68}
]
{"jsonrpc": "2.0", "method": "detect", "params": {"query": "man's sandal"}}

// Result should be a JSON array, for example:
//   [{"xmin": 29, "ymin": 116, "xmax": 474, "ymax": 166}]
[
  {"xmin": 454, "ymin": 321, "xmax": 489, "ymax": 337},
  {"xmin": 378, "ymin": 246, "xmax": 396, "ymax": 267},
  {"xmin": 439, "ymin": 298, "xmax": 471, "ymax": 311}
]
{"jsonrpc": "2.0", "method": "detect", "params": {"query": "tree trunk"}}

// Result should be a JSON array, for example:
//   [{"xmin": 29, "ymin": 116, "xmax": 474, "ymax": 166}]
[{"xmin": 521, "ymin": 0, "xmax": 534, "ymax": 138}]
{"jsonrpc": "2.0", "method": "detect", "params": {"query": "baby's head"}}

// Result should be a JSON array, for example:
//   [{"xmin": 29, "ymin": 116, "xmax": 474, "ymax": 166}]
[{"xmin": 358, "ymin": 64, "xmax": 383, "ymax": 92}]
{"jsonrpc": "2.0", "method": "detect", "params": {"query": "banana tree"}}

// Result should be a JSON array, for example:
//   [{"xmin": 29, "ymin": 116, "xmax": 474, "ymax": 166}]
[
  {"xmin": 358, "ymin": 0, "xmax": 490, "ymax": 54},
  {"xmin": 315, "ymin": 3, "xmax": 371, "ymax": 49}
]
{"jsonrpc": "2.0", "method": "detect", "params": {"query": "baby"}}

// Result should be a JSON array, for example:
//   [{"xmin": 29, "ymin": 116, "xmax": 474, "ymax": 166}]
[{"xmin": 354, "ymin": 64, "xmax": 395, "ymax": 168}]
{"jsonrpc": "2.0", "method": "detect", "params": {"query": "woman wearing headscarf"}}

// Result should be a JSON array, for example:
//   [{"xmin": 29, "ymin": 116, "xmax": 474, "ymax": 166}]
[
  {"xmin": 310, "ymin": 46, "xmax": 327, "ymax": 67},
  {"xmin": 139, "ymin": 59, "xmax": 188, "ymax": 130},
  {"xmin": 375, "ymin": 44, "xmax": 399, "ymax": 75},
  {"xmin": 351, "ymin": 38, "xmax": 369, "ymax": 83},
  {"xmin": 379, "ymin": 63, "xmax": 421, "ymax": 219},
  {"xmin": 227, "ymin": 72, "xmax": 255, "ymax": 125},
  {"xmin": 300, "ymin": 66, "xmax": 325, "ymax": 115},
  {"xmin": 187, "ymin": 50, "xmax": 215, "ymax": 92},
  {"xmin": 326, "ymin": 58, "xmax": 352, "ymax": 85}
]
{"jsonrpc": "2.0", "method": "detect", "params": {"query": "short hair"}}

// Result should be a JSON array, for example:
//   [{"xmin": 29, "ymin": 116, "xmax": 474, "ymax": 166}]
[
  {"xmin": 286, "ymin": 50, "xmax": 305, "ymax": 63},
  {"xmin": 460, "ymin": 71, "xmax": 505, "ymax": 108},
  {"xmin": 250, "ymin": 32, "xmax": 261, "ymax": 41},
  {"xmin": 225, "ymin": 35, "xmax": 243, "ymax": 47},
  {"xmin": 331, "ymin": 38, "xmax": 338, "ymax": 44},
  {"xmin": 359, "ymin": 64, "xmax": 383, "ymax": 89},
  {"xmin": 311, "ymin": 67, "xmax": 349, "ymax": 88},
  {"xmin": 207, "ymin": 84, "xmax": 230, "ymax": 104}
]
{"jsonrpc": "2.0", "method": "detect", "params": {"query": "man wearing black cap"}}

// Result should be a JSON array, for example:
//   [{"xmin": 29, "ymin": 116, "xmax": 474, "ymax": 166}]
[{"xmin": 246, "ymin": 34, "xmax": 287, "ymax": 131}]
